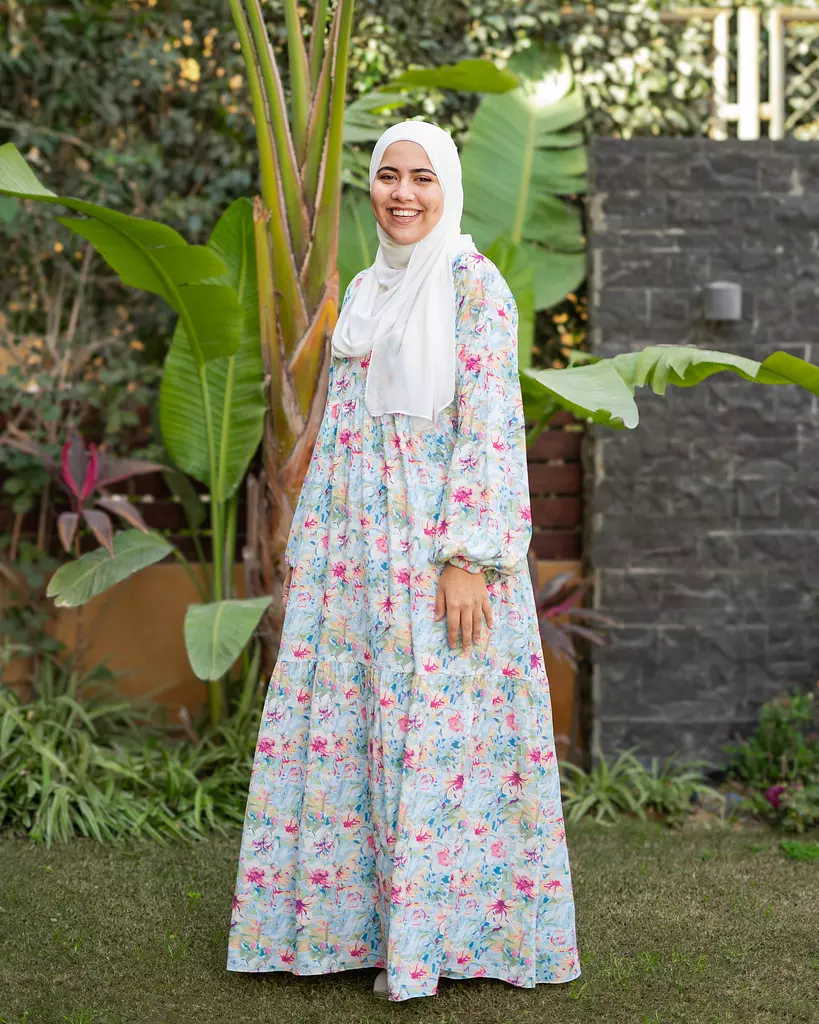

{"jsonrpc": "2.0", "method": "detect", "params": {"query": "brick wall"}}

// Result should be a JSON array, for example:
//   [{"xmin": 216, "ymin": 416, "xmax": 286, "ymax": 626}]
[{"xmin": 587, "ymin": 137, "xmax": 819, "ymax": 763}]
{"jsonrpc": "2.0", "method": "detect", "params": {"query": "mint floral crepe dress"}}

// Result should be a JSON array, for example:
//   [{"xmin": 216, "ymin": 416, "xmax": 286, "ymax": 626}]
[{"xmin": 227, "ymin": 252, "xmax": 581, "ymax": 1001}]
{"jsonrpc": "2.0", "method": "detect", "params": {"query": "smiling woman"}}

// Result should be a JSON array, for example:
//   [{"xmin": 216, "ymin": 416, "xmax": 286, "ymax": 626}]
[{"xmin": 227, "ymin": 121, "xmax": 580, "ymax": 1003}]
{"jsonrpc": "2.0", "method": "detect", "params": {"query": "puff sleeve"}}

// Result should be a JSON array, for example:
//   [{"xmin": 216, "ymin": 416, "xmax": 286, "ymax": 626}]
[{"xmin": 429, "ymin": 256, "xmax": 533, "ymax": 584}]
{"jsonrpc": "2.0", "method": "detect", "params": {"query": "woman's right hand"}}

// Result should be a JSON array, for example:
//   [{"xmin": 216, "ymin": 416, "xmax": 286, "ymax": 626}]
[{"xmin": 282, "ymin": 567, "xmax": 293, "ymax": 612}]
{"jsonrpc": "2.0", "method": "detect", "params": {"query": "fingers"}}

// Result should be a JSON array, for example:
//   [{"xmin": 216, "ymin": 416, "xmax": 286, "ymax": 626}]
[
  {"xmin": 434, "ymin": 582, "xmax": 446, "ymax": 621},
  {"xmin": 447, "ymin": 603, "xmax": 460, "ymax": 648},
  {"xmin": 482, "ymin": 595, "xmax": 494, "ymax": 631},
  {"xmin": 460, "ymin": 607, "xmax": 473, "ymax": 656}
]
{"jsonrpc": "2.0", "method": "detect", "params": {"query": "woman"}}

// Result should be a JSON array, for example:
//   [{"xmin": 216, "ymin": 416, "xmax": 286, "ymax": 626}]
[{"xmin": 227, "ymin": 120, "xmax": 580, "ymax": 1002}]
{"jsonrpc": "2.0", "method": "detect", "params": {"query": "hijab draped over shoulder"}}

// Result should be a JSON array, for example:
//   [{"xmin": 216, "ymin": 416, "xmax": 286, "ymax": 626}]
[{"xmin": 330, "ymin": 120, "xmax": 479, "ymax": 433}]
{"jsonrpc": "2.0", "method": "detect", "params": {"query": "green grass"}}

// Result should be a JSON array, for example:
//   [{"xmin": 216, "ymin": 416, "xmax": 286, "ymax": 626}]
[{"xmin": 1, "ymin": 819, "xmax": 817, "ymax": 1024}]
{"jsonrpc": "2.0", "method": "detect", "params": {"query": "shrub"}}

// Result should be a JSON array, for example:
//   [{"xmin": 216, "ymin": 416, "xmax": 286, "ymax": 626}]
[
  {"xmin": 0, "ymin": 656, "xmax": 261, "ymax": 847},
  {"xmin": 722, "ymin": 688, "xmax": 819, "ymax": 833},
  {"xmin": 559, "ymin": 747, "xmax": 722, "ymax": 827}
]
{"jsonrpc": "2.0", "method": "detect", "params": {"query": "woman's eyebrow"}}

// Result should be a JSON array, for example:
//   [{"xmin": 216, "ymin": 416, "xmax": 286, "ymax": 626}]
[{"xmin": 377, "ymin": 165, "xmax": 438, "ymax": 175}]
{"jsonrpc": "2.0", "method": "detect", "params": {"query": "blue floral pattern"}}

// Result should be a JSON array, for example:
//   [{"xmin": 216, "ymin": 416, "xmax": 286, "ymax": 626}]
[{"xmin": 227, "ymin": 252, "xmax": 581, "ymax": 1000}]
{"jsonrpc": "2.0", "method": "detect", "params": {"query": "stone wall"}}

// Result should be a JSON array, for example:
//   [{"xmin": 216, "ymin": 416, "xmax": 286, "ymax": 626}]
[{"xmin": 587, "ymin": 137, "xmax": 819, "ymax": 763}]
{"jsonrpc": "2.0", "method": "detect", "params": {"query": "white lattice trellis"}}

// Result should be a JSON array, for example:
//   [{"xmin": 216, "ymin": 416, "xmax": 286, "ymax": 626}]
[{"xmin": 660, "ymin": 5, "xmax": 819, "ymax": 139}]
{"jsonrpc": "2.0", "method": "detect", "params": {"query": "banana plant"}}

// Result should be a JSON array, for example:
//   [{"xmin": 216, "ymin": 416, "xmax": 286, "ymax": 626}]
[{"xmin": 0, "ymin": 146, "xmax": 270, "ymax": 726}]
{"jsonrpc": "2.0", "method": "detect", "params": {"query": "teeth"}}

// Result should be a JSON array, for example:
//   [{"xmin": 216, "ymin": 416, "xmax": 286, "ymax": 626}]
[{"xmin": 391, "ymin": 210, "xmax": 419, "ymax": 218}]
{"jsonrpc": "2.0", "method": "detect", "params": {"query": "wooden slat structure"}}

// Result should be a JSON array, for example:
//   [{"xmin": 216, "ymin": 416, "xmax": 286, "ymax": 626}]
[{"xmin": 526, "ymin": 411, "xmax": 585, "ymax": 560}]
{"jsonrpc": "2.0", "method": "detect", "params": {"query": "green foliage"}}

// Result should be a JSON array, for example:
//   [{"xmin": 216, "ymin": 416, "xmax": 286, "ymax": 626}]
[
  {"xmin": 780, "ymin": 839, "xmax": 819, "ymax": 862},
  {"xmin": 183, "ymin": 597, "xmax": 272, "ymax": 681},
  {"xmin": 0, "ymin": 656, "xmax": 264, "ymax": 847},
  {"xmin": 559, "ymin": 748, "xmax": 721, "ymax": 827},
  {"xmin": 0, "ymin": 541, "xmax": 62, "ymax": 669},
  {"xmin": 723, "ymin": 688, "xmax": 819, "ymax": 833}
]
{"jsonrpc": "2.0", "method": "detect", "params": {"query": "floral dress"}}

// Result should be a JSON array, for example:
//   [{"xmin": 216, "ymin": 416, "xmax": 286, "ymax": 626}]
[{"xmin": 227, "ymin": 252, "xmax": 581, "ymax": 1001}]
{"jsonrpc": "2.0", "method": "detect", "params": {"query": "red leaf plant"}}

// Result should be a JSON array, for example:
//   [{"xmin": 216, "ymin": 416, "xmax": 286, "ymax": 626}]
[
  {"xmin": 526, "ymin": 550, "xmax": 618, "ymax": 669},
  {"xmin": 2, "ymin": 424, "xmax": 164, "ymax": 557}
]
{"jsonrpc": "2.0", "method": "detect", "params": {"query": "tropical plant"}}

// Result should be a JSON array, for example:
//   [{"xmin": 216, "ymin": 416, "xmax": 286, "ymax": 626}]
[
  {"xmin": 559, "ymin": 747, "xmax": 721, "ymax": 827},
  {"xmin": 527, "ymin": 551, "xmax": 616, "ymax": 670},
  {"xmin": 0, "ymin": 149, "xmax": 270, "ymax": 726},
  {"xmin": 2, "ymin": 425, "xmax": 163, "ymax": 557}
]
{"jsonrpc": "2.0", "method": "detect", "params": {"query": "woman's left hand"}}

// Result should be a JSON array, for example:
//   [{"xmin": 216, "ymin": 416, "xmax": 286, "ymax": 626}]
[{"xmin": 434, "ymin": 563, "xmax": 494, "ymax": 656}]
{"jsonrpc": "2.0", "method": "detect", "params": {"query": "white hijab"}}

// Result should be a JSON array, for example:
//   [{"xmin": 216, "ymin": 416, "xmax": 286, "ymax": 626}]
[{"xmin": 330, "ymin": 121, "xmax": 479, "ymax": 432}]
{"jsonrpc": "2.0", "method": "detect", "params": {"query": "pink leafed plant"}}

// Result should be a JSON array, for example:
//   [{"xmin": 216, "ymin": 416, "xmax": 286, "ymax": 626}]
[{"xmin": 2, "ymin": 424, "xmax": 164, "ymax": 556}]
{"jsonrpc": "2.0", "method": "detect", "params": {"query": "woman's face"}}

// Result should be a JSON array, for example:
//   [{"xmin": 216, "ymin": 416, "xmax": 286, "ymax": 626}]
[{"xmin": 371, "ymin": 140, "xmax": 444, "ymax": 244}]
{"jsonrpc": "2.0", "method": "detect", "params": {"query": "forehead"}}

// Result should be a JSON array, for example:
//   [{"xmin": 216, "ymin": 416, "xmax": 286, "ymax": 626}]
[{"xmin": 379, "ymin": 140, "xmax": 434, "ymax": 169}]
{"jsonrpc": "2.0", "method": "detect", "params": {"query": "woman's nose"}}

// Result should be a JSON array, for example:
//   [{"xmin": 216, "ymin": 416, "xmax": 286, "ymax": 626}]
[{"xmin": 391, "ymin": 180, "xmax": 414, "ymax": 200}]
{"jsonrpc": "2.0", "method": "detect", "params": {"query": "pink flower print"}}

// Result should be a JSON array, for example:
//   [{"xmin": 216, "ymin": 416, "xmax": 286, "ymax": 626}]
[
  {"xmin": 544, "ymin": 879, "xmax": 563, "ymax": 895},
  {"xmin": 390, "ymin": 885, "xmax": 404, "ymax": 905},
  {"xmin": 423, "ymin": 519, "xmax": 438, "ymax": 539},
  {"xmin": 422, "ymin": 657, "xmax": 440, "ymax": 673},
  {"xmin": 489, "ymin": 897, "xmax": 513, "ymax": 920},
  {"xmin": 474, "ymin": 822, "xmax": 489, "ymax": 837},
  {"xmin": 474, "ymin": 967, "xmax": 488, "ymax": 978},
  {"xmin": 503, "ymin": 770, "xmax": 528, "ymax": 795},
  {"xmin": 398, "ymin": 714, "xmax": 411, "ymax": 733},
  {"xmin": 453, "ymin": 486, "xmax": 476, "ymax": 508},
  {"xmin": 284, "ymin": 818, "xmax": 299, "ymax": 835},
  {"xmin": 409, "ymin": 963, "xmax": 428, "ymax": 981},
  {"xmin": 446, "ymin": 773, "xmax": 465, "ymax": 798},
  {"xmin": 307, "ymin": 869, "xmax": 330, "ymax": 888},
  {"xmin": 529, "ymin": 650, "xmax": 543, "ymax": 670},
  {"xmin": 367, "ymin": 834, "xmax": 376, "ymax": 850},
  {"xmin": 342, "ymin": 813, "xmax": 361, "ymax": 829},
  {"xmin": 490, "ymin": 839, "xmax": 505, "ymax": 858},
  {"xmin": 437, "ymin": 849, "xmax": 454, "ymax": 867},
  {"xmin": 338, "ymin": 428, "xmax": 353, "ymax": 447},
  {"xmin": 257, "ymin": 737, "xmax": 275, "ymax": 756},
  {"xmin": 403, "ymin": 748, "xmax": 416, "ymax": 769},
  {"xmin": 296, "ymin": 688, "xmax": 311, "ymax": 705},
  {"xmin": 513, "ymin": 875, "xmax": 535, "ymax": 900},
  {"xmin": 349, "ymin": 944, "xmax": 368, "ymax": 959},
  {"xmin": 448, "ymin": 712, "xmax": 464, "ymax": 732},
  {"xmin": 415, "ymin": 828, "xmax": 431, "ymax": 843},
  {"xmin": 436, "ymin": 516, "xmax": 451, "ymax": 537},
  {"xmin": 379, "ymin": 692, "xmax": 395, "ymax": 709},
  {"xmin": 505, "ymin": 712, "xmax": 519, "ymax": 731},
  {"xmin": 310, "ymin": 736, "xmax": 329, "ymax": 757},
  {"xmin": 294, "ymin": 898, "xmax": 311, "ymax": 917},
  {"xmin": 465, "ymin": 353, "xmax": 482, "ymax": 374},
  {"xmin": 376, "ymin": 535, "xmax": 388, "ymax": 553},
  {"xmin": 456, "ymin": 951, "xmax": 472, "ymax": 966},
  {"xmin": 520, "ymin": 503, "xmax": 532, "ymax": 523},
  {"xmin": 303, "ymin": 513, "xmax": 318, "ymax": 530},
  {"xmin": 280, "ymin": 948, "xmax": 295, "ymax": 965},
  {"xmin": 361, "ymin": 353, "xmax": 371, "ymax": 368},
  {"xmin": 395, "ymin": 567, "xmax": 411, "ymax": 586},
  {"xmin": 331, "ymin": 561, "xmax": 348, "ymax": 582},
  {"xmin": 232, "ymin": 893, "xmax": 246, "ymax": 912},
  {"xmin": 492, "ymin": 693, "xmax": 505, "ymax": 706},
  {"xmin": 380, "ymin": 594, "xmax": 396, "ymax": 615},
  {"xmin": 245, "ymin": 867, "xmax": 266, "ymax": 888},
  {"xmin": 527, "ymin": 746, "xmax": 542, "ymax": 765},
  {"xmin": 430, "ymin": 693, "xmax": 446, "ymax": 710},
  {"xmin": 491, "ymin": 435, "xmax": 505, "ymax": 453},
  {"xmin": 550, "ymin": 930, "xmax": 569, "ymax": 948},
  {"xmin": 292, "ymin": 644, "xmax": 311, "ymax": 660}
]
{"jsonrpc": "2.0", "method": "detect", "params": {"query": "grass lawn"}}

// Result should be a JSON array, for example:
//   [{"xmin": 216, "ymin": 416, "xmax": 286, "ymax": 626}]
[{"xmin": 1, "ymin": 818, "xmax": 817, "ymax": 1024}]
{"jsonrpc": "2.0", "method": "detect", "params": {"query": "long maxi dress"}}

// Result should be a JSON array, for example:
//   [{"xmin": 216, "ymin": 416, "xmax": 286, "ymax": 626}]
[{"xmin": 227, "ymin": 251, "xmax": 581, "ymax": 1001}]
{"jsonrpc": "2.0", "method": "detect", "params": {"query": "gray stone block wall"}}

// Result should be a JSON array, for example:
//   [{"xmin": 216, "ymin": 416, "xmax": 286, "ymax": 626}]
[{"xmin": 587, "ymin": 137, "xmax": 819, "ymax": 764}]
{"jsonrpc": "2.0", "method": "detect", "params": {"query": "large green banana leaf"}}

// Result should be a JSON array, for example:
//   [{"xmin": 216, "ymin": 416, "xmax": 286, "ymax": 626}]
[
  {"xmin": 0, "ymin": 143, "xmax": 243, "ymax": 366},
  {"xmin": 159, "ymin": 198, "xmax": 265, "ymax": 499},
  {"xmin": 521, "ymin": 346, "xmax": 819, "ymax": 439},
  {"xmin": 184, "ymin": 597, "xmax": 272, "ymax": 681},
  {"xmin": 46, "ymin": 531, "xmax": 173, "ymax": 608},
  {"xmin": 388, "ymin": 59, "xmax": 519, "ymax": 95},
  {"xmin": 460, "ymin": 46, "xmax": 587, "ymax": 311}
]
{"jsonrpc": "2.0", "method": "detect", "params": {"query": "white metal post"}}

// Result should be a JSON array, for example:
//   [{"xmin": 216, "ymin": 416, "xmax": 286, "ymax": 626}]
[{"xmin": 768, "ymin": 9, "xmax": 786, "ymax": 139}]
